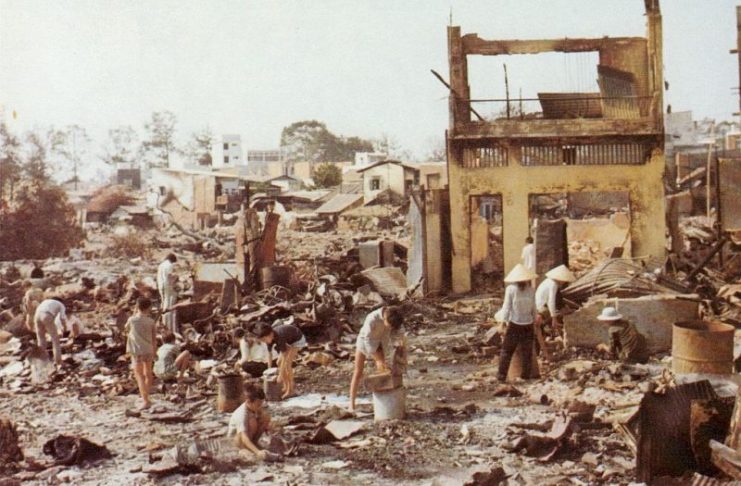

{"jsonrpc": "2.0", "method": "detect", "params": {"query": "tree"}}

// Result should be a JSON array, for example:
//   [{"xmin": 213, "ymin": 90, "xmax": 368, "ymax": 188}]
[
  {"xmin": 280, "ymin": 120, "xmax": 374, "ymax": 163},
  {"xmin": 312, "ymin": 163, "xmax": 342, "ymax": 188},
  {"xmin": 184, "ymin": 127, "xmax": 214, "ymax": 166},
  {"xmin": 100, "ymin": 125, "xmax": 139, "ymax": 167},
  {"xmin": 48, "ymin": 125, "xmax": 90, "ymax": 190},
  {"xmin": 372, "ymin": 132, "xmax": 415, "ymax": 161},
  {"xmin": 23, "ymin": 131, "xmax": 50, "ymax": 183},
  {"xmin": 0, "ymin": 132, "xmax": 83, "ymax": 260},
  {"xmin": 424, "ymin": 136, "xmax": 446, "ymax": 162},
  {"xmin": 0, "ymin": 122, "xmax": 22, "ymax": 203},
  {"xmin": 141, "ymin": 111, "xmax": 178, "ymax": 168},
  {"xmin": 0, "ymin": 181, "xmax": 83, "ymax": 260}
]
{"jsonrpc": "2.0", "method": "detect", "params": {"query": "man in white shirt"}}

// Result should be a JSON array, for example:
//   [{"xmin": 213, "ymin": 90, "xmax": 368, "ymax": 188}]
[
  {"xmin": 535, "ymin": 264, "xmax": 575, "ymax": 326},
  {"xmin": 157, "ymin": 253, "xmax": 178, "ymax": 333},
  {"xmin": 534, "ymin": 265, "xmax": 575, "ymax": 360},
  {"xmin": 496, "ymin": 264, "xmax": 539, "ymax": 381},
  {"xmin": 521, "ymin": 236, "xmax": 536, "ymax": 287},
  {"xmin": 34, "ymin": 298, "xmax": 69, "ymax": 365}
]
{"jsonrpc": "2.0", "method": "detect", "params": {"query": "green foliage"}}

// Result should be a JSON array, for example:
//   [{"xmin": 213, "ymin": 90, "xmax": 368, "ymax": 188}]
[
  {"xmin": 0, "ymin": 122, "xmax": 22, "ymax": 202},
  {"xmin": 185, "ymin": 127, "xmax": 214, "ymax": 166},
  {"xmin": 23, "ymin": 132, "xmax": 49, "ymax": 182},
  {"xmin": 280, "ymin": 120, "xmax": 373, "ymax": 163},
  {"xmin": 0, "ymin": 180, "xmax": 84, "ymax": 261},
  {"xmin": 312, "ymin": 163, "xmax": 342, "ymax": 188},
  {"xmin": 0, "ymin": 124, "xmax": 83, "ymax": 260},
  {"xmin": 141, "ymin": 111, "xmax": 179, "ymax": 168}
]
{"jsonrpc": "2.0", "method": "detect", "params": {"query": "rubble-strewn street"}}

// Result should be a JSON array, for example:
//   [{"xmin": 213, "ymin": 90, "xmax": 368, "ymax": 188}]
[{"xmin": 1, "ymin": 206, "xmax": 740, "ymax": 485}]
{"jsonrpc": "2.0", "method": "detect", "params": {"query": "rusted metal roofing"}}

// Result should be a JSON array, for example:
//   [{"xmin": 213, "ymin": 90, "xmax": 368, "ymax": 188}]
[{"xmin": 315, "ymin": 193, "xmax": 363, "ymax": 215}]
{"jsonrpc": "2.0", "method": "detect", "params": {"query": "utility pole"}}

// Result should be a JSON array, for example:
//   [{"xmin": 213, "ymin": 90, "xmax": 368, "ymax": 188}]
[{"xmin": 504, "ymin": 64, "xmax": 511, "ymax": 119}]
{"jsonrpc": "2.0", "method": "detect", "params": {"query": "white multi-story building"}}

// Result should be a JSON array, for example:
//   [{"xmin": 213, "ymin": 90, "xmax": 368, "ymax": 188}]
[{"xmin": 211, "ymin": 134, "xmax": 244, "ymax": 168}]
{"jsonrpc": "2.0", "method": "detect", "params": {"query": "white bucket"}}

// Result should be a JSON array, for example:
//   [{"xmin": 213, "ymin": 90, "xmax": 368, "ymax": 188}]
[{"xmin": 372, "ymin": 387, "xmax": 406, "ymax": 421}]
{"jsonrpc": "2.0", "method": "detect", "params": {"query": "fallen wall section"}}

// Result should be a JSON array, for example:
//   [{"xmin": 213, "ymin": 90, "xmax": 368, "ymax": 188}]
[{"xmin": 564, "ymin": 295, "xmax": 699, "ymax": 353}]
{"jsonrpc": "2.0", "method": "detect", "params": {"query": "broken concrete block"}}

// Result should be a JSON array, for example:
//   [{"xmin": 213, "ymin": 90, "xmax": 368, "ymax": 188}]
[
  {"xmin": 564, "ymin": 295, "xmax": 699, "ymax": 353},
  {"xmin": 358, "ymin": 240, "xmax": 381, "ymax": 269},
  {"xmin": 365, "ymin": 372, "xmax": 402, "ymax": 392},
  {"xmin": 361, "ymin": 267, "xmax": 408, "ymax": 299}
]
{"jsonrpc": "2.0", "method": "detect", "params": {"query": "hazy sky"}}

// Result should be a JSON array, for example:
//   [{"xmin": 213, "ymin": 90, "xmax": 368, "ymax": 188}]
[{"xmin": 1, "ymin": 0, "xmax": 738, "ymax": 164}]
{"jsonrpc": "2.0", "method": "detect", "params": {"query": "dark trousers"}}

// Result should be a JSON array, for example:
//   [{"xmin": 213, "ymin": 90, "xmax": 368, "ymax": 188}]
[{"xmin": 497, "ymin": 323, "xmax": 535, "ymax": 380}]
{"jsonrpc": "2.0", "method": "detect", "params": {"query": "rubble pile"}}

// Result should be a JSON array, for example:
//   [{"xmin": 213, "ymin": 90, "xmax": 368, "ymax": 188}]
[{"xmin": 0, "ymin": 199, "xmax": 739, "ymax": 485}]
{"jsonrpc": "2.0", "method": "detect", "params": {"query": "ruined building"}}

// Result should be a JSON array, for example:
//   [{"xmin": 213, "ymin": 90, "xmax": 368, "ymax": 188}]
[{"xmin": 445, "ymin": 0, "xmax": 667, "ymax": 293}]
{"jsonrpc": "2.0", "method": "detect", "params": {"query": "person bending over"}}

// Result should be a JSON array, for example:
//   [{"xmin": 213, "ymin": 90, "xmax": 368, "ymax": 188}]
[
  {"xmin": 349, "ymin": 305, "xmax": 404, "ymax": 411},
  {"xmin": 254, "ymin": 322, "xmax": 306, "ymax": 399}
]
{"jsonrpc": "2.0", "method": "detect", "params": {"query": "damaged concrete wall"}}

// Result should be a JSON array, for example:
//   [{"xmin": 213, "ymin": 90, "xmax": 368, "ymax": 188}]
[
  {"xmin": 448, "ymin": 154, "xmax": 666, "ymax": 292},
  {"xmin": 566, "ymin": 212, "xmax": 631, "ymax": 258},
  {"xmin": 150, "ymin": 169, "xmax": 218, "ymax": 229},
  {"xmin": 408, "ymin": 189, "xmax": 449, "ymax": 295},
  {"xmin": 563, "ymin": 295, "xmax": 699, "ymax": 353},
  {"xmin": 445, "ymin": 3, "xmax": 666, "ymax": 292}
]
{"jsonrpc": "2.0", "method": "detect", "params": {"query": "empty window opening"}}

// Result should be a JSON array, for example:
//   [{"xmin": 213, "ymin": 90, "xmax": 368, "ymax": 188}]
[{"xmin": 528, "ymin": 191, "xmax": 631, "ymax": 274}]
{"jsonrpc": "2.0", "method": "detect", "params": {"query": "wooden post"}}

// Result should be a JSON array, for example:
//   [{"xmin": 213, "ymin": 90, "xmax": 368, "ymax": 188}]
[{"xmin": 706, "ymin": 143, "xmax": 714, "ymax": 219}]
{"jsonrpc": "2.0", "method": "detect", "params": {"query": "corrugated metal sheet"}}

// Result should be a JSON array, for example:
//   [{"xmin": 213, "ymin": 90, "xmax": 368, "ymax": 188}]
[
  {"xmin": 632, "ymin": 380, "xmax": 719, "ymax": 482},
  {"xmin": 315, "ymin": 193, "xmax": 363, "ymax": 215}
]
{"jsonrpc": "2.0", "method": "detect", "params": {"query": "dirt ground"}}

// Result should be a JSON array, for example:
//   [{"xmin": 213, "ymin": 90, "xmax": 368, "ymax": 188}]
[{"xmin": 0, "ymin": 224, "xmax": 734, "ymax": 485}]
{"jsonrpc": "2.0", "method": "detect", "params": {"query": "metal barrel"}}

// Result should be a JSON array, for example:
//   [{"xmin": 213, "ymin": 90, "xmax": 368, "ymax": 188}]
[
  {"xmin": 216, "ymin": 374, "xmax": 244, "ymax": 413},
  {"xmin": 260, "ymin": 265, "xmax": 291, "ymax": 290},
  {"xmin": 672, "ymin": 320, "xmax": 735, "ymax": 374}
]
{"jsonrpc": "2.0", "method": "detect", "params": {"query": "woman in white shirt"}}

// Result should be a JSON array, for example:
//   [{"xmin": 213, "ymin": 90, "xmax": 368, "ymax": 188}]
[{"xmin": 496, "ymin": 264, "xmax": 539, "ymax": 381}]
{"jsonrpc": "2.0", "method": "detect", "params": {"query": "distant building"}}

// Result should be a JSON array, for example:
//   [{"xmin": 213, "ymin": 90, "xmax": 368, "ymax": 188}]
[
  {"xmin": 246, "ymin": 149, "xmax": 282, "ymax": 176},
  {"xmin": 356, "ymin": 160, "xmax": 420, "ymax": 203},
  {"xmin": 354, "ymin": 152, "xmax": 387, "ymax": 167},
  {"xmin": 210, "ymin": 134, "xmax": 244, "ymax": 169},
  {"xmin": 116, "ymin": 162, "xmax": 141, "ymax": 189}
]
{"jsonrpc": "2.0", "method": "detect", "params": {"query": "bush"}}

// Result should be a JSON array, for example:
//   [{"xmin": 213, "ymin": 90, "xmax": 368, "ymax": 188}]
[
  {"xmin": 0, "ymin": 181, "xmax": 84, "ymax": 261},
  {"xmin": 312, "ymin": 163, "xmax": 342, "ymax": 188}
]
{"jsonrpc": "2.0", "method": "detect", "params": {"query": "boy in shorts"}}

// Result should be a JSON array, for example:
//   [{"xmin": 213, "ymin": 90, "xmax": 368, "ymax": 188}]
[
  {"xmin": 126, "ymin": 297, "xmax": 157, "ymax": 409},
  {"xmin": 349, "ymin": 305, "xmax": 403, "ymax": 411}
]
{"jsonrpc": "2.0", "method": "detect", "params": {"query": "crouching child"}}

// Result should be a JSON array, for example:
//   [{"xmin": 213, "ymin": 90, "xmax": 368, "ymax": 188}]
[
  {"xmin": 227, "ymin": 384, "xmax": 271, "ymax": 460},
  {"xmin": 153, "ymin": 332, "xmax": 191, "ymax": 383}
]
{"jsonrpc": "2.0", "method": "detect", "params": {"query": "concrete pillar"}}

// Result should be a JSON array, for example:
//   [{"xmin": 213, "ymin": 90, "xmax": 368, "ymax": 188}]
[
  {"xmin": 502, "ymin": 188, "xmax": 530, "ymax": 275},
  {"xmin": 629, "ymin": 153, "xmax": 667, "ymax": 261}
]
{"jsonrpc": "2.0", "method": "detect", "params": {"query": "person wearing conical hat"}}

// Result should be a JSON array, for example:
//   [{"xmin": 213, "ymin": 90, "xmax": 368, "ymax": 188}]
[
  {"xmin": 535, "ymin": 264, "xmax": 576, "ymax": 340},
  {"xmin": 496, "ymin": 264, "xmax": 539, "ymax": 381},
  {"xmin": 597, "ymin": 307, "xmax": 648, "ymax": 364}
]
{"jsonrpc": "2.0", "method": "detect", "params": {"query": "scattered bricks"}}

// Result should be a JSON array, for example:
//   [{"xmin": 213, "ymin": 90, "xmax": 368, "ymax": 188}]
[{"xmin": 365, "ymin": 372, "xmax": 403, "ymax": 392}]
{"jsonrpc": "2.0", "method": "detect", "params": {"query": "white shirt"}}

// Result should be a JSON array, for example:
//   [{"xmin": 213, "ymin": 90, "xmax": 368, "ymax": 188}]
[
  {"xmin": 239, "ymin": 338, "xmax": 269, "ymax": 364},
  {"xmin": 357, "ymin": 308, "xmax": 391, "ymax": 355},
  {"xmin": 157, "ymin": 260, "xmax": 175, "ymax": 293},
  {"xmin": 35, "ymin": 299, "xmax": 67, "ymax": 321},
  {"xmin": 535, "ymin": 278, "xmax": 559, "ymax": 316},
  {"xmin": 521, "ymin": 243, "xmax": 536, "ymax": 273},
  {"xmin": 226, "ymin": 402, "xmax": 248, "ymax": 437},
  {"xmin": 499, "ymin": 284, "xmax": 537, "ymax": 325}
]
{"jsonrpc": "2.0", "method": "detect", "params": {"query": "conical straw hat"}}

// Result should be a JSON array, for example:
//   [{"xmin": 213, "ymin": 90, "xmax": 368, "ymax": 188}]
[
  {"xmin": 504, "ymin": 263, "xmax": 537, "ymax": 283},
  {"xmin": 545, "ymin": 264, "xmax": 575, "ymax": 283}
]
